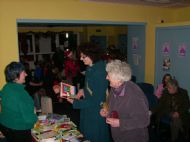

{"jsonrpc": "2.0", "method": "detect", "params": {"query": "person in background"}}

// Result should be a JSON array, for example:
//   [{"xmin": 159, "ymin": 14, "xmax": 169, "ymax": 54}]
[
  {"xmin": 33, "ymin": 61, "xmax": 44, "ymax": 83},
  {"xmin": 102, "ymin": 44, "xmax": 126, "ymax": 62},
  {"xmin": 66, "ymin": 42, "xmax": 110, "ymax": 142},
  {"xmin": 152, "ymin": 79, "xmax": 190, "ymax": 142},
  {"xmin": 100, "ymin": 60, "xmax": 150, "ymax": 142},
  {"xmin": 64, "ymin": 48, "xmax": 80, "ymax": 85},
  {"xmin": 52, "ymin": 47, "xmax": 65, "ymax": 71},
  {"xmin": 155, "ymin": 73, "xmax": 172, "ymax": 99},
  {"xmin": 24, "ymin": 62, "xmax": 44, "ymax": 112},
  {"xmin": 0, "ymin": 61, "xmax": 37, "ymax": 142}
]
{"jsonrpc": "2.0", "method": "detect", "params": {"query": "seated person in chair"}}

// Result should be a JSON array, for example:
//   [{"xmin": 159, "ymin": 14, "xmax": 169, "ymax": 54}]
[
  {"xmin": 151, "ymin": 79, "xmax": 190, "ymax": 142},
  {"xmin": 154, "ymin": 73, "xmax": 172, "ymax": 99}
]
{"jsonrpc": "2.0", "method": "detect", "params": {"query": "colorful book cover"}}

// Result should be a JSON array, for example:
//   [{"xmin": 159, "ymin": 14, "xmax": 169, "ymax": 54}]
[
  {"xmin": 61, "ymin": 130, "xmax": 82, "ymax": 141},
  {"xmin": 60, "ymin": 82, "xmax": 76, "ymax": 98}
]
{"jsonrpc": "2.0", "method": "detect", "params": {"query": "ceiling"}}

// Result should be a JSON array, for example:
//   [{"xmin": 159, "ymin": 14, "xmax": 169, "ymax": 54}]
[{"xmin": 85, "ymin": 0, "xmax": 190, "ymax": 8}]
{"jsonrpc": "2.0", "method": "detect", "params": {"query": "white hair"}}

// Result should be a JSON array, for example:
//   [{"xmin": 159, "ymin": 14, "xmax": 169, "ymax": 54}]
[{"xmin": 106, "ymin": 60, "xmax": 132, "ymax": 82}]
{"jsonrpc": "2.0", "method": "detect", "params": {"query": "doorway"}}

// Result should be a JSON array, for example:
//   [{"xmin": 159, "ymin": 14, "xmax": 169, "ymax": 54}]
[{"xmin": 17, "ymin": 19, "xmax": 146, "ymax": 82}]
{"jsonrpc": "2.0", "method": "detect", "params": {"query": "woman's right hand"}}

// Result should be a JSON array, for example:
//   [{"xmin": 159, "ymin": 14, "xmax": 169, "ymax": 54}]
[
  {"xmin": 53, "ymin": 85, "xmax": 60, "ymax": 94},
  {"xmin": 100, "ymin": 108, "xmax": 109, "ymax": 117},
  {"xmin": 76, "ymin": 89, "xmax": 84, "ymax": 99}
]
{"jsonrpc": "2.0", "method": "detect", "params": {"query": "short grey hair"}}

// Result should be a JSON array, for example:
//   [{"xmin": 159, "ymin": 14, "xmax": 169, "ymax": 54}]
[
  {"xmin": 106, "ymin": 60, "xmax": 132, "ymax": 82},
  {"xmin": 167, "ymin": 79, "xmax": 179, "ymax": 88}
]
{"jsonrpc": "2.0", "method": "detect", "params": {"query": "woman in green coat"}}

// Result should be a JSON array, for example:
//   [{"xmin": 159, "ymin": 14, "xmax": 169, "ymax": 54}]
[{"xmin": 66, "ymin": 42, "xmax": 110, "ymax": 142}]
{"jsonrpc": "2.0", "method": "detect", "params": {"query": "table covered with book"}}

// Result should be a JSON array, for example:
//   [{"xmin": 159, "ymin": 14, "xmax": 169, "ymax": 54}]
[{"xmin": 32, "ymin": 114, "xmax": 88, "ymax": 142}]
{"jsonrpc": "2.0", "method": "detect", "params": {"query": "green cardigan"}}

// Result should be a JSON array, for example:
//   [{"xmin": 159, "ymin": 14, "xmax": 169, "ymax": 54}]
[{"xmin": 0, "ymin": 82, "xmax": 37, "ymax": 130}]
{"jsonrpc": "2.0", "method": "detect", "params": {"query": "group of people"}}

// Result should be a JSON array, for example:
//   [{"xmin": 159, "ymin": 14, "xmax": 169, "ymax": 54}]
[
  {"xmin": 0, "ymin": 42, "xmax": 189, "ymax": 142},
  {"xmin": 54, "ymin": 42, "xmax": 150, "ymax": 142},
  {"xmin": 152, "ymin": 73, "xmax": 190, "ymax": 142}
]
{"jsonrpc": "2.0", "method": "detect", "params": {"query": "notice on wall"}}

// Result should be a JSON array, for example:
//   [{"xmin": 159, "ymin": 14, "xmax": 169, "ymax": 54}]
[
  {"xmin": 178, "ymin": 43, "xmax": 187, "ymax": 57},
  {"xmin": 132, "ymin": 37, "xmax": 139, "ymax": 50},
  {"xmin": 133, "ymin": 54, "xmax": 141, "ymax": 66},
  {"xmin": 162, "ymin": 42, "xmax": 171, "ymax": 55}
]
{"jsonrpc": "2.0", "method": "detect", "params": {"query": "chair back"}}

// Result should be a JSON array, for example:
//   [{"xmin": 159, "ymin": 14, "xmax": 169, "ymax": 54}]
[{"xmin": 137, "ymin": 83, "xmax": 158, "ymax": 109}]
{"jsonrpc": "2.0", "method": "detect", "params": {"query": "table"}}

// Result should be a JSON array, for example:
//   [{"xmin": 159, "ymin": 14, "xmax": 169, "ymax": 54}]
[{"xmin": 32, "ymin": 114, "xmax": 87, "ymax": 142}]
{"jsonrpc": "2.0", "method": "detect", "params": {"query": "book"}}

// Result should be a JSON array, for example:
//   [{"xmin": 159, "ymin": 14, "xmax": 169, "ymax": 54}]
[
  {"xmin": 32, "ymin": 130, "xmax": 57, "ymax": 142},
  {"xmin": 61, "ymin": 129, "xmax": 82, "ymax": 141},
  {"xmin": 60, "ymin": 82, "xmax": 76, "ymax": 98}
]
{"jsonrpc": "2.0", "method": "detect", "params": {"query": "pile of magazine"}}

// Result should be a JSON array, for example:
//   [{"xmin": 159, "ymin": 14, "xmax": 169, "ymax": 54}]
[{"xmin": 32, "ymin": 114, "xmax": 83, "ymax": 142}]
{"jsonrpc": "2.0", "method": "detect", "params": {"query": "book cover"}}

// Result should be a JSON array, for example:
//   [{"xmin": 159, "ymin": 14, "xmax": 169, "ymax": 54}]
[
  {"xmin": 60, "ymin": 82, "xmax": 76, "ymax": 98},
  {"xmin": 61, "ymin": 130, "xmax": 82, "ymax": 141},
  {"xmin": 32, "ymin": 130, "xmax": 56, "ymax": 142}
]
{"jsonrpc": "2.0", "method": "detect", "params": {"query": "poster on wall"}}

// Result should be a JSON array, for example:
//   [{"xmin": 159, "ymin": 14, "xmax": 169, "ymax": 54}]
[
  {"xmin": 163, "ymin": 56, "xmax": 171, "ymax": 71},
  {"xmin": 162, "ymin": 42, "xmax": 171, "ymax": 55},
  {"xmin": 178, "ymin": 43, "xmax": 187, "ymax": 57},
  {"xmin": 132, "ymin": 37, "xmax": 139, "ymax": 50},
  {"xmin": 133, "ymin": 54, "xmax": 141, "ymax": 66}
]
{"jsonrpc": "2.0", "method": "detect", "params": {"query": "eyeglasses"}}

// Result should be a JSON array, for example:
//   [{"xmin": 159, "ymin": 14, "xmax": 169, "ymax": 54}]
[{"xmin": 80, "ymin": 55, "xmax": 87, "ymax": 60}]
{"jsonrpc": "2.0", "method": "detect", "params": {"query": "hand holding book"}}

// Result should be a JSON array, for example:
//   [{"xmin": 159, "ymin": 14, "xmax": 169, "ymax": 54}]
[
  {"xmin": 53, "ymin": 82, "xmax": 76, "ymax": 98},
  {"xmin": 60, "ymin": 82, "xmax": 76, "ymax": 99},
  {"xmin": 66, "ymin": 97, "xmax": 74, "ymax": 104},
  {"xmin": 75, "ymin": 89, "xmax": 84, "ymax": 100},
  {"xmin": 53, "ymin": 85, "xmax": 60, "ymax": 94}
]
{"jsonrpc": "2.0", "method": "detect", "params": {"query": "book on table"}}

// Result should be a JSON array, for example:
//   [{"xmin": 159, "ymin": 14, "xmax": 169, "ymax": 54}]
[{"xmin": 32, "ymin": 114, "xmax": 82, "ymax": 142}]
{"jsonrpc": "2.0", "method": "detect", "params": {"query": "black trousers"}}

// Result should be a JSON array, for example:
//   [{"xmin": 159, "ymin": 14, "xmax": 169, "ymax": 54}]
[{"xmin": 0, "ymin": 123, "xmax": 32, "ymax": 142}]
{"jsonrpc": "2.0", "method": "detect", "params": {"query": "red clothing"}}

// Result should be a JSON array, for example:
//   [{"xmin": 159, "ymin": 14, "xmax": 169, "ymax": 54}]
[{"xmin": 64, "ymin": 58, "xmax": 80, "ymax": 81}]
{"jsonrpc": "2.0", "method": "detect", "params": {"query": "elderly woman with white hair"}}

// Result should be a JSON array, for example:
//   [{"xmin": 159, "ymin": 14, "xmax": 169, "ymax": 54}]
[{"xmin": 100, "ymin": 60, "xmax": 150, "ymax": 142}]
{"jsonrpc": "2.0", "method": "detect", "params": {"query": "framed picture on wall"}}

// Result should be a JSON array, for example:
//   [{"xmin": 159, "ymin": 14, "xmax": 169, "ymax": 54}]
[{"xmin": 163, "ymin": 56, "xmax": 171, "ymax": 70}]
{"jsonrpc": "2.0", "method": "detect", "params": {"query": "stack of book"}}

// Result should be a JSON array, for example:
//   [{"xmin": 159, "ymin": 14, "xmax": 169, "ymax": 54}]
[{"xmin": 32, "ymin": 114, "xmax": 83, "ymax": 142}]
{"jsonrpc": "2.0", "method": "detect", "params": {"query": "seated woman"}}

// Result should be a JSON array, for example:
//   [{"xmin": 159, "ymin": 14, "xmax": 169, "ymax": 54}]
[
  {"xmin": 152, "ymin": 79, "xmax": 190, "ymax": 142},
  {"xmin": 155, "ymin": 73, "xmax": 172, "ymax": 99},
  {"xmin": 100, "ymin": 59, "xmax": 150, "ymax": 142},
  {"xmin": 0, "ymin": 61, "xmax": 37, "ymax": 142}
]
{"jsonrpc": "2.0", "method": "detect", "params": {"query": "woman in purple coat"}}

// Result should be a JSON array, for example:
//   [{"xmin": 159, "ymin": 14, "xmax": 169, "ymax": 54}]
[{"xmin": 100, "ymin": 60, "xmax": 150, "ymax": 142}]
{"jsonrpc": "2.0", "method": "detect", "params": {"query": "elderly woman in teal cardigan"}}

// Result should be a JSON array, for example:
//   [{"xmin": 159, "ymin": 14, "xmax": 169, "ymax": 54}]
[{"xmin": 66, "ymin": 43, "xmax": 109, "ymax": 142}]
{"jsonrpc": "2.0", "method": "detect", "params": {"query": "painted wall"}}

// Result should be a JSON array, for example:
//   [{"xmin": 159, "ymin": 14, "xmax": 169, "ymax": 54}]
[
  {"xmin": 86, "ymin": 26, "xmax": 128, "ymax": 46},
  {"xmin": 173, "ymin": 7, "xmax": 190, "ymax": 22},
  {"xmin": 0, "ymin": 0, "xmax": 178, "ymax": 87},
  {"xmin": 155, "ymin": 25, "xmax": 190, "ymax": 95},
  {"xmin": 127, "ymin": 25, "xmax": 145, "ymax": 83}
]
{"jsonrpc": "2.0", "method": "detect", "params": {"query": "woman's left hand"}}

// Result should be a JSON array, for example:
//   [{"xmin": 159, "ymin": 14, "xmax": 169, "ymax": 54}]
[
  {"xmin": 106, "ymin": 118, "xmax": 120, "ymax": 127},
  {"xmin": 76, "ymin": 89, "xmax": 84, "ymax": 100}
]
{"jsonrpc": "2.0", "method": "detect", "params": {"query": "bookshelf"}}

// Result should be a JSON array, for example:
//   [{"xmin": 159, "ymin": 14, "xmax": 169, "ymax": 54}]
[
  {"xmin": 18, "ymin": 32, "xmax": 79, "ymax": 69},
  {"xmin": 18, "ymin": 33, "xmax": 55, "ymax": 69}
]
